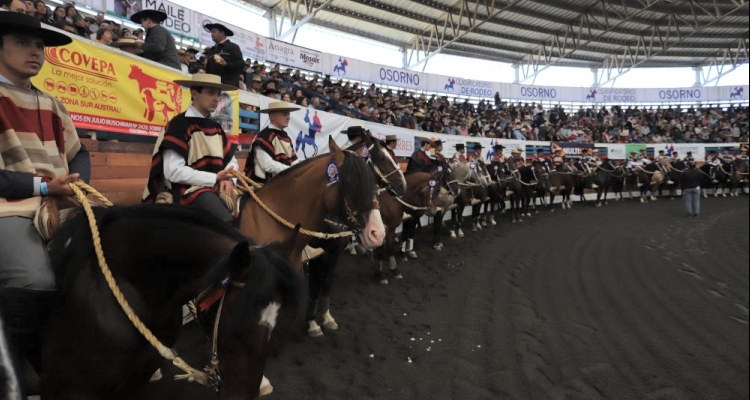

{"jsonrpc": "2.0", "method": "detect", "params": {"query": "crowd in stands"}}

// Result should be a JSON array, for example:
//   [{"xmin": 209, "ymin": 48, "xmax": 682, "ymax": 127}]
[{"xmin": 3, "ymin": 0, "xmax": 748, "ymax": 145}]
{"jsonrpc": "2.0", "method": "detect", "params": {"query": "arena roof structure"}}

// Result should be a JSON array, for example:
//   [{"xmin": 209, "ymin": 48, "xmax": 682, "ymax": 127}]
[{"xmin": 241, "ymin": 0, "xmax": 749, "ymax": 86}]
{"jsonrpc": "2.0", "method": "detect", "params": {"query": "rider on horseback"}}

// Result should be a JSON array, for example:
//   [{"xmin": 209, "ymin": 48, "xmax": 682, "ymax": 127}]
[
  {"xmin": 684, "ymin": 151, "xmax": 696, "ymax": 164},
  {"xmin": 432, "ymin": 139, "xmax": 447, "ymax": 163},
  {"xmin": 491, "ymin": 144, "xmax": 507, "ymax": 163},
  {"xmin": 143, "ymin": 74, "xmax": 239, "ymax": 224},
  {"xmin": 654, "ymin": 150, "xmax": 675, "ymax": 185},
  {"xmin": 342, "ymin": 125, "xmax": 366, "ymax": 150},
  {"xmin": 406, "ymin": 136, "xmax": 435, "ymax": 173},
  {"xmin": 534, "ymin": 149, "xmax": 550, "ymax": 173},
  {"xmin": 0, "ymin": 14, "xmax": 90, "ymax": 393},
  {"xmin": 509, "ymin": 148, "xmax": 526, "ymax": 178},
  {"xmin": 468, "ymin": 143, "xmax": 484, "ymax": 162},
  {"xmin": 450, "ymin": 143, "xmax": 467, "ymax": 163},
  {"xmin": 383, "ymin": 134, "xmax": 398, "ymax": 162},
  {"xmin": 551, "ymin": 149, "xmax": 565, "ymax": 170},
  {"xmin": 707, "ymin": 151, "xmax": 722, "ymax": 183},
  {"xmin": 244, "ymin": 101, "xmax": 302, "ymax": 183}
]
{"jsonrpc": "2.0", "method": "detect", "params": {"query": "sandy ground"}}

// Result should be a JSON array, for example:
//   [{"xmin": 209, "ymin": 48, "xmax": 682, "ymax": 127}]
[{"xmin": 146, "ymin": 196, "xmax": 749, "ymax": 400}]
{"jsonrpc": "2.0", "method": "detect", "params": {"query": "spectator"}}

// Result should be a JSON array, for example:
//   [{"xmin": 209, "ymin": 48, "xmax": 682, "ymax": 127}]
[
  {"xmin": 0, "ymin": 0, "xmax": 25, "ymax": 12},
  {"xmin": 130, "ymin": 10, "xmax": 180, "ymax": 70},
  {"xmin": 203, "ymin": 22, "xmax": 243, "ymax": 87},
  {"xmin": 111, "ymin": 36, "xmax": 138, "ymax": 54},
  {"xmin": 23, "ymin": 0, "xmax": 32, "ymax": 14},
  {"xmin": 33, "ymin": 0, "xmax": 48, "ymax": 22},
  {"xmin": 50, "ymin": 6, "xmax": 65, "ymax": 23},
  {"xmin": 95, "ymin": 27, "xmax": 112, "ymax": 46}
]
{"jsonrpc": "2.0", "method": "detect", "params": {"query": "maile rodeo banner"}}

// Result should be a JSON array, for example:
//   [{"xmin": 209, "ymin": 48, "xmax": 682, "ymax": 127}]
[{"xmin": 31, "ymin": 36, "xmax": 239, "ymax": 137}]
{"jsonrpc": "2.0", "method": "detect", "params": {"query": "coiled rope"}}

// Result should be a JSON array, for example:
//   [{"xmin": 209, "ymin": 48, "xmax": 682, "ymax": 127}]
[{"xmin": 67, "ymin": 181, "xmax": 217, "ymax": 388}]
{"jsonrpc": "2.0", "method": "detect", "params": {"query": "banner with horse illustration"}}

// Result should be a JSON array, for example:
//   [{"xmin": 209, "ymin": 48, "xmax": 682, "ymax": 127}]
[
  {"xmin": 256, "ymin": 97, "xmax": 349, "ymax": 160},
  {"xmin": 31, "ymin": 36, "xmax": 239, "ymax": 136}
]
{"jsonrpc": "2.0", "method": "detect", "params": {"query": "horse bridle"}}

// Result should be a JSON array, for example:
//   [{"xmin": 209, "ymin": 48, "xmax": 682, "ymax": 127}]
[{"xmin": 348, "ymin": 141, "xmax": 402, "ymax": 197}]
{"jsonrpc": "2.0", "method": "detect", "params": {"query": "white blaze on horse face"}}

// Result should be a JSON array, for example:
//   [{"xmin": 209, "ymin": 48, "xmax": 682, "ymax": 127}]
[
  {"xmin": 258, "ymin": 302, "xmax": 281, "ymax": 342},
  {"xmin": 360, "ymin": 208, "xmax": 385, "ymax": 249}
]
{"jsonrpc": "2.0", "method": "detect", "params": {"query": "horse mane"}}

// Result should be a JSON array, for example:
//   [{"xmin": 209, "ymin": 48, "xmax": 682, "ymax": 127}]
[
  {"xmin": 50, "ymin": 204, "xmax": 249, "ymax": 295},
  {"xmin": 224, "ymin": 241, "xmax": 302, "ymax": 341}
]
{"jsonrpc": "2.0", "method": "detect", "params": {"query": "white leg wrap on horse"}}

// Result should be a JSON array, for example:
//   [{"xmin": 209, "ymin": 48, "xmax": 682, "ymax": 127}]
[
  {"xmin": 322, "ymin": 310, "xmax": 339, "ymax": 330},
  {"xmin": 149, "ymin": 368, "xmax": 163, "ymax": 382},
  {"xmin": 308, "ymin": 320, "xmax": 323, "ymax": 337},
  {"xmin": 260, "ymin": 375, "xmax": 274, "ymax": 396},
  {"xmin": 407, "ymin": 239, "xmax": 414, "ymax": 252}
]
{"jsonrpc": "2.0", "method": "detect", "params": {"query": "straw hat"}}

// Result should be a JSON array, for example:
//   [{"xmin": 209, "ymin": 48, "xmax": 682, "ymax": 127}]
[
  {"xmin": 511, "ymin": 148, "xmax": 521, "ymax": 155},
  {"xmin": 258, "ymin": 101, "xmax": 301, "ymax": 114},
  {"xmin": 130, "ymin": 9, "xmax": 168, "ymax": 24},
  {"xmin": 0, "ymin": 12, "xmax": 71, "ymax": 47},
  {"xmin": 385, "ymin": 134, "xmax": 398, "ymax": 143},
  {"xmin": 173, "ymin": 74, "xmax": 237, "ymax": 91},
  {"xmin": 111, "ymin": 37, "xmax": 138, "ymax": 48}
]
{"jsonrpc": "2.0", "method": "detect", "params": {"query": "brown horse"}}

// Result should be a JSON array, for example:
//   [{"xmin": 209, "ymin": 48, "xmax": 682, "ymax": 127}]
[
  {"xmin": 398, "ymin": 169, "xmax": 444, "ymax": 264},
  {"xmin": 304, "ymin": 135, "xmax": 406, "ymax": 336},
  {"xmin": 238, "ymin": 137, "xmax": 385, "ymax": 271},
  {"xmin": 38, "ymin": 205, "xmax": 301, "ymax": 400}
]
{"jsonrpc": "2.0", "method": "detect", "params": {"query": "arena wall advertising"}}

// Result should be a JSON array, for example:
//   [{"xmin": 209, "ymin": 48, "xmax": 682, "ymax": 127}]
[{"xmin": 31, "ymin": 36, "xmax": 239, "ymax": 137}]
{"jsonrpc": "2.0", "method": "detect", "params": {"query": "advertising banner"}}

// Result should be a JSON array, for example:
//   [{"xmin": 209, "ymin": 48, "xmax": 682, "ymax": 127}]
[
  {"xmin": 266, "ymin": 39, "xmax": 322, "ymax": 73},
  {"xmin": 31, "ymin": 37, "xmax": 239, "ymax": 136},
  {"xmin": 139, "ymin": 0, "xmax": 201, "ymax": 41},
  {"xmin": 671, "ymin": 143, "xmax": 705, "ymax": 161},
  {"xmin": 322, "ymin": 54, "xmax": 373, "ymax": 83},
  {"xmin": 198, "ymin": 17, "xmax": 266, "ymax": 61},
  {"xmin": 429, "ymin": 74, "xmax": 501, "ymax": 99},
  {"xmin": 551, "ymin": 141, "xmax": 594, "ymax": 157},
  {"xmin": 605, "ymin": 144, "xmax": 627, "ymax": 160},
  {"xmin": 625, "ymin": 143, "xmax": 647, "ymax": 156},
  {"xmin": 257, "ymin": 97, "xmax": 349, "ymax": 160},
  {"xmin": 106, "ymin": 0, "xmax": 142, "ymax": 20},
  {"xmin": 364, "ymin": 123, "xmax": 415, "ymax": 158}
]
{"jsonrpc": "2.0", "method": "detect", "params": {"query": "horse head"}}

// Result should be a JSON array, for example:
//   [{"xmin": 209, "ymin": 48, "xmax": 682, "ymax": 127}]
[
  {"xmin": 328, "ymin": 137, "xmax": 385, "ymax": 249},
  {"xmin": 358, "ymin": 134, "xmax": 406, "ymax": 196},
  {"xmin": 216, "ymin": 228, "xmax": 302, "ymax": 400}
]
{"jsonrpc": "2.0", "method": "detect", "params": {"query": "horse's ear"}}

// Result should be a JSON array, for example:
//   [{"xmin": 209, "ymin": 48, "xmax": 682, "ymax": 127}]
[
  {"xmin": 229, "ymin": 240, "xmax": 252, "ymax": 271},
  {"xmin": 329, "ymin": 136, "xmax": 345, "ymax": 165},
  {"xmin": 279, "ymin": 224, "xmax": 301, "ymax": 255}
]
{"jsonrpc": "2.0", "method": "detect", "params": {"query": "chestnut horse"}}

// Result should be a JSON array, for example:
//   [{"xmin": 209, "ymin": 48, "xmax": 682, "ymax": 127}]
[
  {"xmin": 304, "ymin": 134, "xmax": 406, "ymax": 337},
  {"xmin": 40, "ymin": 204, "xmax": 301, "ymax": 400}
]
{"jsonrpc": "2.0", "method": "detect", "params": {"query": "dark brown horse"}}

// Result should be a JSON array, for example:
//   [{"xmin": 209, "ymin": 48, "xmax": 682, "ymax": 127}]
[
  {"xmin": 399, "ymin": 168, "xmax": 444, "ymax": 263},
  {"xmin": 41, "ymin": 204, "xmax": 301, "ymax": 400},
  {"xmin": 304, "ymin": 135, "xmax": 406, "ymax": 336}
]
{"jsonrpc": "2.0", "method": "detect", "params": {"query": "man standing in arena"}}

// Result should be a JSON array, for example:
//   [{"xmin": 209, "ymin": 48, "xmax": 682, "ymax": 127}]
[
  {"xmin": 204, "ymin": 22, "xmax": 244, "ymax": 88},
  {"xmin": 244, "ymin": 101, "xmax": 302, "ymax": 183},
  {"xmin": 681, "ymin": 159, "xmax": 702, "ymax": 218},
  {"xmin": 142, "ymin": 74, "xmax": 239, "ymax": 224},
  {"xmin": 0, "ymin": 12, "xmax": 90, "ymax": 394}
]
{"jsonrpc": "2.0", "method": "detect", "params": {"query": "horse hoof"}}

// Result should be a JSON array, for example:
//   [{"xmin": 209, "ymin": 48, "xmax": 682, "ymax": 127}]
[
  {"xmin": 392, "ymin": 273, "xmax": 404, "ymax": 280},
  {"xmin": 408, "ymin": 251, "xmax": 418, "ymax": 259},
  {"xmin": 379, "ymin": 278, "xmax": 390, "ymax": 286},
  {"xmin": 322, "ymin": 320, "xmax": 339, "ymax": 331},
  {"xmin": 450, "ymin": 231, "xmax": 457, "ymax": 239},
  {"xmin": 457, "ymin": 230, "xmax": 465, "ymax": 238},
  {"xmin": 596, "ymin": 203, "xmax": 602, "ymax": 208},
  {"xmin": 433, "ymin": 244, "xmax": 442, "ymax": 251},
  {"xmin": 149, "ymin": 368, "xmax": 163, "ymax": 382},
  {"xmin": 491, "ymin": 219, "xmax": 497, "ymax": 226},
  {"xmin": 481, "ymin": 221, "xmax": 488, "ymax": 227},
  {"xmin": 308, "ymin": 325, "xmax": 323, "ymax": 337},
  {"xmin": 260, "ymin": 376, "xmax": 274, "ymax": 397}
]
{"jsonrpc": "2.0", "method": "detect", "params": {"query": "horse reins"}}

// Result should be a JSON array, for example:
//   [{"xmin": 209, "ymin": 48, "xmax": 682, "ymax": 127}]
[{"xmin": 68, "ymin": 181, "xmax": 221, "ymax": 389}]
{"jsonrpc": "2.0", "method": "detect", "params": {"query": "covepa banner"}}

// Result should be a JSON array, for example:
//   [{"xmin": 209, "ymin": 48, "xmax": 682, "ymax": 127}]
[{"xmin": 31, "ymin": 36, "xmax": 239, "ymax": 136}]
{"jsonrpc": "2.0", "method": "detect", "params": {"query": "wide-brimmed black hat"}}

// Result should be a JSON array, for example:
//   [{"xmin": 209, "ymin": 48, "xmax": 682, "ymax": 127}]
[
  {"xmin": 431, "ymin": 139, "xmax": 444, "ymax": 147},
  {"xmin": 472, "ymin": 143, "xmax": 484, "ymax": 149},
  {"xmin": 204, "ymin": 22, "xmax": 234, "ymax": 37},
  {"xmin": 130, "ymin": 10, "xmax": 168, "ymax": 24},
  {"xmin": 455, "ymin": 143, "xmax": 465, "ymax": 150},
  {"xmin": 0, "ymin": 12, "xmax": 72, "ymax": 47},
  {"xmin": 342, "ymin": 126, "xmax": 367, "ymax": 136}
]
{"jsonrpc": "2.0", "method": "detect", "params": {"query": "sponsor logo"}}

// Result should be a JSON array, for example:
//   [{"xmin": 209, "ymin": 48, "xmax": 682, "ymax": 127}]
[
  {"xmin": 300, "ymin": 52, "xmax": 321, "ymax": 68},
  {"xmin": 658, "ymin": 89, "xmax": 702, "ymax": 100},
  {"xmin": 444, "ymin": 77, "xmax": 456, "ymax": 92},
  {"xmin": 520, "ymin": 86, "xmax": 557, "ymax": 99},
  {"xmin": 730, "ymin": 86, "xmax": 745, "ymax": 100},
  {"xmin": 333, "ymin": 57, "xmax": 349, "ymax": 76},
  {"xmin": 128, "ymin": 65, "xmax": 183, "ymax": 124},
  {"xmin": 585, "ymin": 88, "xmax": 597, "ymax": 101},
  {"xmin": 268, "ymin": 42, "xmax": 294, "ymax": 57},
  {"xmin": 379, "ymin": 68, "xmax": 420, "ymax": 86},
  {"xmin": 45, "ymin": 48, "xmax": 117, "ymax": 81}
]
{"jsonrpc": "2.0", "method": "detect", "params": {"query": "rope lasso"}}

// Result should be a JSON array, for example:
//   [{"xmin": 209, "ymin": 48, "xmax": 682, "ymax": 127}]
[
  {"xmin": 67, "ymin": 181, "xmax": 217, "ymax": 388},
  {"xmin": 230, "ymin": 171, "xmax": 356, "ymax": 239}
]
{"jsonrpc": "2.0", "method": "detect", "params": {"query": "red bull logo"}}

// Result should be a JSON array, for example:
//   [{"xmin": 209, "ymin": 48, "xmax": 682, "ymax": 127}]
[
  {"xmin": 127, "ymin": 65, "xmax": 183, "ymax": 124},
  {"xmin": 45, "ymin": 47, "xmax": 117, "ymax": 81}
]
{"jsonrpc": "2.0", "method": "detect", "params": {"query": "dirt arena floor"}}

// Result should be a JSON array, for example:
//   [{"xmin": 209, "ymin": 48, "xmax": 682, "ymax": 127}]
[{"xmin": 146, "ymin": 196, "xmax": 749, "ymax": 400}]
